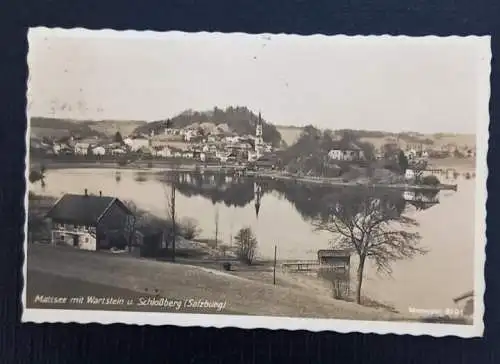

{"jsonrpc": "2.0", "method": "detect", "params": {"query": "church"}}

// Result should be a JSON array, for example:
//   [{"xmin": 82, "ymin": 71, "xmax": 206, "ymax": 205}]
[{"xmin": 247, "ymin": 112, "xmax": 270, "ymax": 162}]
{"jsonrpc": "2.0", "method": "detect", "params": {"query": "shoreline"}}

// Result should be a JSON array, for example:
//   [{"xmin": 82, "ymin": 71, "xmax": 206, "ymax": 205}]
[{"xmin": 30, "ymin": 158, "xmax": 463, "ymax": 191}]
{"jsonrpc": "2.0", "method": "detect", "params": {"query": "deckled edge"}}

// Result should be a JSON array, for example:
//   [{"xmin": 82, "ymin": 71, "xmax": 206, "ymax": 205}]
[{"xmin": 21, "ymin": 28, "xmax": 490, "ymax": 338}]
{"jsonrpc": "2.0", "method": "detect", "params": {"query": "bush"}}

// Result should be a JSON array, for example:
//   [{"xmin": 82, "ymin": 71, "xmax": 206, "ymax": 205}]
[
  {"xmin": 180, "ymin": 217, "xmax": 200, "ymax": 240},
  {"xmin": 234, "ymin": 226, "xmax": 258, "ymax": 265},
  {"xmin": 421, "ymin": 175, "xmax": 440, "ymax": 186}
]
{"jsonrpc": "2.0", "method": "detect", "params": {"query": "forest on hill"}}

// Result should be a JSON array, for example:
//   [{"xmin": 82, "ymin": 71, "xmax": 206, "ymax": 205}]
[
  {"xmin": 133, "ymin": 106, "xmax": 283, "ymax": 147},
  {"xmin": 30, "ymin": 117, "xmax": 105, "ymax": 138}
]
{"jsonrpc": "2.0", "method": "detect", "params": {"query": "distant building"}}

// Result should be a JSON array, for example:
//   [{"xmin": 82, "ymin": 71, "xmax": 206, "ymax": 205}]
[
  {"xmin": 253, "ymin": 155, "xmax": 277, "ymax": 169},
  {"xmin": 328, "ymin": 142, "xmax": 365, "ymax": 161},
  {"xmin": 46, "ymin": 190, "xmax": 135, "ymax": 251},
  {"xmin": 111, "ymin": 148, "xmax": 127, "ymax": 156},
  {"xmin": 183, "ymin": 129, "xmax": 198, "ymax": 142},
  {"xmin": 152, "ymin": 146, "xmax": 172, "ymax": 158},
  {"xmin": 52, "ymin": 143, "xmax": 62, "ymax": 155},
  {"xmin": 135, "ymin": 228, "xmax": 166, "ymax": 258},
  {"xmin": 453, "ymin": 291, "xmax": 474, "ymax": 322},
  {"xmin": 74, "ymin": 142, "xmax": 91, "ymax": 156},
  {"xmin": 123, "ymin": 136, "xmax": 150, "ymax": 152},
  {"xmin": 92, "ymin": 146, "xmax": 106, "ymax": 156}
]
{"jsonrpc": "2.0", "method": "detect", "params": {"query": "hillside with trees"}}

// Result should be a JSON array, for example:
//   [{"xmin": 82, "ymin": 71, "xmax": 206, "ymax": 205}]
[
  {"xmin": 30, "ymin": 117, "xmax": 146, "ymax": 139},
  {"xmin": 30, "ymin": 117, "xmax": 105, "ymax": 139},
  {"xmin": 133, "ymin": 106, "xmax": 283, "ymax": 147},
  {"xmin": 278, "ymin": 126, "xmax": 376, "ymax": 177}
]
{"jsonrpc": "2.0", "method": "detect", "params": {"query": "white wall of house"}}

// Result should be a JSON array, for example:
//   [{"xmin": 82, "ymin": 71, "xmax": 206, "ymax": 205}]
[
  {"xmin": 51, "ymin": 229, "xmax": 97, "ymax": 251},
  {"xmin": 111, "ymin": 148, "xmax": 126, "ymax": 155},
  {"xmin": 79, "ymin": 233, "xmax": 97, "ymax": 250},
  {"xmin": 328, "ymin": 149, "xmax": 343, "ymax": 160},
  {"xmin": 405, "ymin": 169, "xmax": 416, "ymax": 180},
  {"xmin": 52, "ymin": 144, "xmax": 62, "ymax": 155},
  {"xmin": 153, "ymin": 147, "xmax": 172, "ymax": 158},
  {"xmin": 74, "ymin": 143, "xmax": 90, "ymax": 155},
  {"xmin": 328, "ymin": 149, "xmax": 364, "ymax": 161},
  {"xmin": 92, "ymin": 146, "xmax": 106, "ymax": 156}
]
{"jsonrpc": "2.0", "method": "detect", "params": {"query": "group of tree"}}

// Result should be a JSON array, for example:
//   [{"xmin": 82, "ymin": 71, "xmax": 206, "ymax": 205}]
[{"xmin": 279, "ymin": 126, "xmax": 376, "ymax": 177}]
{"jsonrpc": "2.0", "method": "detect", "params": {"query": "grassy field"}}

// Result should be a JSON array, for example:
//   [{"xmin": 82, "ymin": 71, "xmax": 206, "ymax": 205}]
[
  {"xmin": 30, "ymin": 118, "xmax": 146, "ymax": 139},
  {"xmin": 86, "ymin": 120, "xmax": 147, "ymax": 137},
  {"xmin": 27, "ymin": 270, "xmax": 241, "ymax": 314},
  {"xmin": 26, "ymin": 244, "xmax": 407, "ymax": 321},
  {"xmin": 360, "ymin": 134, "xmax": 476, "ymax": 151}
]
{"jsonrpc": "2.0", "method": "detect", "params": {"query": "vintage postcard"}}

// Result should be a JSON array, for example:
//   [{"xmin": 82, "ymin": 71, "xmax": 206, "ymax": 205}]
[{"xmin": 23, "ymin": 28, "xmax": 490, "ymax": 337}]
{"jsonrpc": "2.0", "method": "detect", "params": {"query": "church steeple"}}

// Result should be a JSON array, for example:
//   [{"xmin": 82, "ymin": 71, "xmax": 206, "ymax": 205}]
[
  {"xmin": 254, "ymin": 182, "xmax": 262, "ymax": 218},
  {"xmin": 255, "ymin": 111, "xmax": 264, "ymax": 159}
]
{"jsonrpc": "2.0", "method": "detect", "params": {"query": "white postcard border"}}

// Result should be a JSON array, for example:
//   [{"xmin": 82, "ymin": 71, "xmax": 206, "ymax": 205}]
[{"xmin": 22, "ymin": 28, "xmax": 491, "ymax": 338}]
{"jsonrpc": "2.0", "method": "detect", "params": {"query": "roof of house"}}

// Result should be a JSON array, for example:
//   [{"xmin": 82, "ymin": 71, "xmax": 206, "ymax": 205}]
[
  {"xmin": 453, "ymin": 291, "xmax": 474, "ymax": 303},
  {"xmin": 317, "ymin": 249, "xmax": 353, "ymax": 258},
  {"xmin": 46, "ymin": 193, "xmax": 132, "ymax": 225},
  {"xmin": 329, "ymin": 141, "xmax": 362, "ymax": 151}
]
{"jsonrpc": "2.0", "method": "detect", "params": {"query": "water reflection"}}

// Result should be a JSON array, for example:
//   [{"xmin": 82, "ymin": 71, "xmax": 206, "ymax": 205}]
[
  {"xmin": 157, "ymin": 171, "xmax": 441, "ymax": 221},
  {"xmin": 30, "ymin": 167, "xmax": 473, "ymax": 312}
]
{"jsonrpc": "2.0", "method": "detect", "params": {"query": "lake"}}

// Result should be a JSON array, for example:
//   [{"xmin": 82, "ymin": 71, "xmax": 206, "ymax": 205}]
[{"xmin": 29, "ymin": 167, "xmax": 477, "ymax": 313}]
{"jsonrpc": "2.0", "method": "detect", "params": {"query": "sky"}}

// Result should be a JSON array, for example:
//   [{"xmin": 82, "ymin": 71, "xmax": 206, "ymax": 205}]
[{"xmin": 27, "ymin": 28, "xmax": 491, "ymax": 134}]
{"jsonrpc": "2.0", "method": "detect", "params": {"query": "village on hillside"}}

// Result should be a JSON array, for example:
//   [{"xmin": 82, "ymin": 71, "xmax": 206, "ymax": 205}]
[{"xmin": 29, "ymin": 108, "xmax": 477, "ymax": 175}]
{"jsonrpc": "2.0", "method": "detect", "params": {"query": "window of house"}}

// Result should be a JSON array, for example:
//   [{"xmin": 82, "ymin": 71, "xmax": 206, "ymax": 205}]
[{"xmin": 85, "ymin": 237, "xmax": 89, "ymax": 243}]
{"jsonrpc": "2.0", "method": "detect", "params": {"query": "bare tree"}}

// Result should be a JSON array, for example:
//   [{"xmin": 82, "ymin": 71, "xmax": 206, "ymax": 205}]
[
  {"xmin": 312, "ymin": 187, "xmax": 426, "ymax": 304},
  {"xmin": 409, "ymin": 159, "xmax": 429, "ymax": 183},
  {"xmin": 234, "ymin": 226, "xmax": 258, "ymax": 265},
  {"xmin": 180, "ymin": 217, "xmax": 201, "ymax": 240}
]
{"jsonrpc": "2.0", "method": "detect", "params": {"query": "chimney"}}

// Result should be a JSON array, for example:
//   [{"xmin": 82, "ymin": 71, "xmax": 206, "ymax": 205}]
[
  {"xmin": 84, "ymin": 188, "xmax": 88, "ymax": 196},
  {"xmin": 99, "ymin": 191, "xmax": 102, "ymax": 197}
]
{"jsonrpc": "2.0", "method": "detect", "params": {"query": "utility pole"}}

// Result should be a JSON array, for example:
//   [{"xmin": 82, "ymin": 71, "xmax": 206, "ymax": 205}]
[
  {"xmin": 273, "ymin": 245, "xmax": 277, "ymax": 285},
  {"xmin": 214, "ymin": 206, "xmax": 219, "ymax": 250},
  {"xmin": 171, "ymin": 184, "xmax": 176, "ymax": 262},
  {"xmin": 229, "ymin": 218, "xmax": 233, "ymax": 248}
]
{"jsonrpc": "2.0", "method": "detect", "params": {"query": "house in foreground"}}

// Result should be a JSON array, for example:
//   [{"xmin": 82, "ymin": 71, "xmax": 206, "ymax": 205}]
[
  {"xmin": 453, "ymin": 290, "xmax": 474, "ymax": 322},
  {"xmin": 45, "ymin": 190, "xmax": 135, "ymax": 251}
]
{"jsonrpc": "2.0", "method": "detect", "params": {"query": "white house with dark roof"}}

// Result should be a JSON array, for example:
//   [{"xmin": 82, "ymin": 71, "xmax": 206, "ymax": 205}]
[
  {"xmin": 45, "ymin": 189, "xmax": 135, "ymax": 251},
  {"xmin": 328, "ymin": 141, "xmax": 365, "ymax": 161}
]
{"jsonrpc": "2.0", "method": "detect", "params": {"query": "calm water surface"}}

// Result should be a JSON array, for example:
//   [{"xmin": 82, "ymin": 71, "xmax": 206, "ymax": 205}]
[{"xmin": 31, "ymin": 167, "xmax": 477, "ymax": 312}]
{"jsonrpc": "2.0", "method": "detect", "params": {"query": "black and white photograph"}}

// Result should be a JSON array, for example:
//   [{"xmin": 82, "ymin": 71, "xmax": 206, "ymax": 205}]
[{"xmin": 23, "ymin": 28, "xmax": 489, "ymax": 337}]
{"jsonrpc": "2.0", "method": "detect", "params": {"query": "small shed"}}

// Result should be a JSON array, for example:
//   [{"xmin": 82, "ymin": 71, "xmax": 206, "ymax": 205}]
[
  {"xmin": 453, "ymin": 290, "xmax": 474, "ymax": 319},
  {"xmin": 136, "ymin": 228, "xmax": 165, "ymax": 258},
  {"xmin": 317, "ymin": 249, "xmax": 351, "ymax": 273},
  {"xmin": 317, "ymin": 249, "xmax": 352, "ymax": 298}
]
